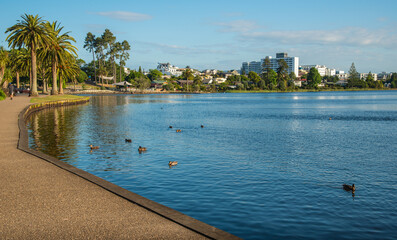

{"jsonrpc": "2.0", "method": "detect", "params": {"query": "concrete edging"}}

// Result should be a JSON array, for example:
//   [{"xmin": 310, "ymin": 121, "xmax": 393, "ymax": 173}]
[{"xmin": 17, "ymin": 98, "xmax": 241, "ymax": 240}]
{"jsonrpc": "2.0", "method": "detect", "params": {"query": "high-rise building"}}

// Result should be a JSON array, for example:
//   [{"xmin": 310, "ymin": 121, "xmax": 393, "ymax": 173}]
[{"xmin": 241, "ymin": 53, "xmax": 299, "ymax": 76}]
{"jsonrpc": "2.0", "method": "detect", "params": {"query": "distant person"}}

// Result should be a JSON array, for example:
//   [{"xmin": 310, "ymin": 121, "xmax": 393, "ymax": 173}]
[{"xmin": 8, "ymin": 83, "xmax": 14, "ymax": 100}]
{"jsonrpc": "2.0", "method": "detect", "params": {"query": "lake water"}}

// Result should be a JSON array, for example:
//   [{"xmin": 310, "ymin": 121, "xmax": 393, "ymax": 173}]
[{"xmin": 27, "ymin": 91, "xmax": 397, "ymax": 239}]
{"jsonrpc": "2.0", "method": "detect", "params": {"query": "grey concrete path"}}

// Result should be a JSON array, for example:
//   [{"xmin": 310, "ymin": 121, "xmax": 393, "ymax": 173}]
[{"xmin": 0, "ymin": 94, "xmax": 208, "ymax": 239}]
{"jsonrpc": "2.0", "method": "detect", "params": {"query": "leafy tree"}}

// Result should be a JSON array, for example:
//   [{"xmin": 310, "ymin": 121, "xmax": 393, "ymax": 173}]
[
  {"xmin": 147, "ymin": 69, "xmax": 162, "ymax": 81},
  {"xmin": 258, "ymin": 79, "xmax": 266, "ymax": 89},
  {"xmin": 366, "ymin": 71, "xmax": 376, "ymax": 88},
  {"xmin": 390, "ymin": 73, "xmax": 397, "ymax": 88},
  {"xmin": 277, "ymin": 59, "xmax": 289, "ymax": 89},
  {"xmin": 307, "ymin": 67, "xmax": 322, "ymax": 88},
  {"xmin": 289, "ymin": 72, "xmax": 297, "ymax": 81},
  {"xmin": 248, "ymin": 71, "xmax": 261, "ymax": 84},
  {"xmin": 268, "ymin": 69, "xmax": 277, "ymax": 88},
  {"xmin": 181, "ymin": 68, "xmax": 194, "ymax": 80},
  {"xmin": 77, "ymin": 69, "xmax": 88, "ymax": 83},
  {"xmin": 261, "ymin": 57, "xmax": 271, "ymax": 83},
  {"xmin": 6, "ymin": 14, "xmax": 51, "ymax": 96}
]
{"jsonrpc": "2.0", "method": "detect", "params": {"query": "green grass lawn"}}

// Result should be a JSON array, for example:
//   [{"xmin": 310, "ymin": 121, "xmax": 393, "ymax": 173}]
[{"xmin": 30, "ymin": 94, "xmax": 88, "ymax": 103}]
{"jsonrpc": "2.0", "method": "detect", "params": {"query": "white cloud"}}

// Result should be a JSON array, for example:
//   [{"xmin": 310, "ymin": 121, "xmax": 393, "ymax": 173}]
[
  {"xmin": 214, "ymin": 20, "xmax": 397, "ymax": 49},
  {"xmin": 241, "ymin": 27, "xmax": 397, "ymax": 48},
  {"xmin": 214, "ymin": 20, "xmax": 259, "ymax": 33},
  {"xmin": 94, "ymin": 11, "xmax": 152, "ymax": 22}
]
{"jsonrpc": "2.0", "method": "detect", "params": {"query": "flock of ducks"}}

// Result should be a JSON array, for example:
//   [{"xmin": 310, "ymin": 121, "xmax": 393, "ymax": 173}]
[
  {"xmin": 89, "ymin": 124, "xmax": 205, "ymax": 167},
  {"xmin": 90, "ymin": 124, "xmax": 357, "ymax": 194}
]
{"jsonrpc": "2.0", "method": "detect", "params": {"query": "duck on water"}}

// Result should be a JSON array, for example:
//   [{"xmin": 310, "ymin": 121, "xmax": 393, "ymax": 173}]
[{"xmin": 343, "ymin": 184, "xmax": 355, "ymax": 192}]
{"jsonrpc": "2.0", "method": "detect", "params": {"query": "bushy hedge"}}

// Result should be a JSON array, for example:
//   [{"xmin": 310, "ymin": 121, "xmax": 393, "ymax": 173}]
[{"xmin": 0, "ymin": 89, "xmax": 7, "ymax": 100}]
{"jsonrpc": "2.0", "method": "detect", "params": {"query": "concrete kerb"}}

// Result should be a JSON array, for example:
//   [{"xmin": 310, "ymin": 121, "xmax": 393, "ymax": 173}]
[{"xmin": 17, "ymin": 98, "xmax": 241, "ymax": 240}]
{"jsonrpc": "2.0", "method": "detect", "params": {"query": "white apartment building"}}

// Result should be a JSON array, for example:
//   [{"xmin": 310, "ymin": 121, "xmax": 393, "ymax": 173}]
[
  {"xmin": 360, "ymin": 73, "xmax": 378, "ymax": 81},
  {"xmin": 241, "ymin": 52, "xmax": 299, "ymax": 76},
  {"xmin": 157, "ymin": 63, "xmax": 182, "ymax": 76},
  {"xmin": 300, "ymin": 65, "xmax": 328, "ymax": 76}
]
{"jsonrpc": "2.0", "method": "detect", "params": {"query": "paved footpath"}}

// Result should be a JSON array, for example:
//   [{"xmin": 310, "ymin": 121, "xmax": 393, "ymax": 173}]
[{"xmin": 0, "ymin": 94, "xmax": 208, "ymax": 239}]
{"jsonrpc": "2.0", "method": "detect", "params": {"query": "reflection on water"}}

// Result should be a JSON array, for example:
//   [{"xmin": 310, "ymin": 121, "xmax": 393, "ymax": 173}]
[{"xmin": 27, "ymin": 92, "xmax": 397, "ymax": 240}]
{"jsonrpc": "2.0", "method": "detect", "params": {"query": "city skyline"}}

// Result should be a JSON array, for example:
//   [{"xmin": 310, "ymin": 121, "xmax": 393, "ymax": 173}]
[{"xmin": 1, "ymin": 0, "xmax": 396, "ymax": 73}]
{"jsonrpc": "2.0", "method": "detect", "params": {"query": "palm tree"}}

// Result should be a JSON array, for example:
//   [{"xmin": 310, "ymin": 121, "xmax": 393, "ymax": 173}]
[
  {"xmin": 6, "ymin": 14, "xmax": 50, "ymax": 96},
  {"xmin": 9, "ymin": 49, "xmax": 22, "ymax": 88},
  {"xmin": 58, "ymin": 57, "xmax": 79, "ymax": 93},
  {"xmin": 43, "ymin": 21, "xmax": 77, "ymax": 95},
  {"xmin": 0, "ymin": 46, "xmax": 9, "ymax": 88},
  {"xmin": 14, "ymin": 48, "xmax": 31, "ymax": 88},
  {"xmin": 84, "ymin": 32, "xmax": 97, "ymax": 83}
]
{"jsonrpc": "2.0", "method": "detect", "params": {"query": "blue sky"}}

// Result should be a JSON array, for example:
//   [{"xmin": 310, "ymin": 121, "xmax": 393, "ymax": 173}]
[{"xmin": 1, "ymin": 0, "xmax": 396, "ymax": 73}]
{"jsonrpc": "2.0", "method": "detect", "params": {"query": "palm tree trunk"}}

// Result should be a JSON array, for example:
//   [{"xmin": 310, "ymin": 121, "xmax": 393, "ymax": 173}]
[
  {"xmin": 43, "ymin": 79, "xmax": 47, "ymax": 93},
  {"xmin": 31, "ymin": 47, "xmax": 38, "ymax": 96},
  {"xmin": 16, "ymin": 72, "xmax": 20, "ymax": 88},
  {"xmin": 51, "ymin": 60, "xmax": 58, "ymax": 95},
  {"xmin": 59, "ymin": 77, "xmax": 63, "ymax": 94},
  {"xmin": 29, "ymin": 70, "xmax": 32, "ymax": 93}
]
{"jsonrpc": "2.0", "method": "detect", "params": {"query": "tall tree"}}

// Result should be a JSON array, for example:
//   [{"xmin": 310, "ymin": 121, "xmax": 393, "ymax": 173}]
[
  {"xmin": 84, "ymin": 32, "xmax": 97, "ymax": 83},
  {"xmin": 94, "ymin": 37, "xmax": 105, "ymax": 84},
  {"xmin": 6, "ymin": 14, "xmax": 50, "ymax": 96},
  {"xmin": 118, "ymin": 40, "xmax": 130, "ymax": 82},
  {"xmin": 42, "ymin": 21, "xmax": 77, "ymax": 95},
  {"xmin": 348, "ymin": 62, "xmax": 360, "ymax": 87},
  {"xmin": 307, "ymin": 67, "xmax": 322, "ymax": 88},
  {"xmin": 277, "ymin": 59, "xmax": 289, "ymax": 90},
  {"xmin": 101, "ymin": 29, "xmax": 116, "ymax": 81},
  {"xmin": 261, "ymin": 57, "xmax": 271, "ymax": 85},
  {"xmin": 13, "ymin": 48, "xmax": 31, "ymax": 88}
]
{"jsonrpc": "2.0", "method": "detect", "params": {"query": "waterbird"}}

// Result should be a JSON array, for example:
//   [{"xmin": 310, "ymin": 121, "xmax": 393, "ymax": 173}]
[
  {"xmin": 89, "ymin": 144, "xmax": 99, "ymax": 150},
  {"xmin": 201, "ymin": 125, "xmax": 204, "ymax": 128},
  {"xmin": 176, "ymin": 129, "xmax": 181, "ymax": 133},
  {"xmin": 138, "ymin": 146, "xmax": 147, "ymax": 153},
  {"xmin": 343, "ymin": 184, "xmax": 355, "ymax": 192},
  {"xmin": 168, "ymin": 161, "xmax": 178, "ymax": 166},
  {"xmin": 125, "ymin": 139, "xmax": 132, "ymax": 143},
  {"xmin": 169, "ymin": 126, "xmax": 173, "ymax": 129}
]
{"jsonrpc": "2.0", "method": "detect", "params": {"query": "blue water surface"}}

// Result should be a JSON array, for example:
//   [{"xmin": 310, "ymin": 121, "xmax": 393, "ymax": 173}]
[{"xmin": 28, "ymin": 91, "xmax": 397, "ymax": 239}]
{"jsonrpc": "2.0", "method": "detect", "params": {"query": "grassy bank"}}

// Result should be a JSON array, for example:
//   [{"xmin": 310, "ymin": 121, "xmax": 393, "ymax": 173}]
[{"xmin": 30, "ymin": 94, "xmax": 88, "ymax": 103}]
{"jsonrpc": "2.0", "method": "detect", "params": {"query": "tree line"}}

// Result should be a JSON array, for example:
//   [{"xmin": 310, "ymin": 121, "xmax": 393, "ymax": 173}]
[
  {"xmin": 83, "ymin": 30, "xmax": 130, "ymax": 85},
  {"xmin": 1, "ymin": 14, "xmax": 80, "ymax": 96}
]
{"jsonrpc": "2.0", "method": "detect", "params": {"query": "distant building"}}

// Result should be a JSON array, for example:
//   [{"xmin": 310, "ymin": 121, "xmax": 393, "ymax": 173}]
[
  {"xmin": 241, "ymin": 61, "xmax": 262, "ymax": 74},
  {"xmin": 123, "ymin": 67, "xmax": 130, "ymax": 75},
  {"xmin": 378, "ymin": 72, "xmax": 391, "ymax": 81},
  {"xmin": 241, "ymin": 52, "xmax": 299, "ymax": 76},
  {"xmin": 203, "ymin": 69, "xmax": 218, "ymax": 75},
  {"xmin": 360, "ymin": 73, "xmax": 378, "ymax": 81},
  {"xmin": 300, "ymin": 65, "xmax": 327, "ymax": 76},
  {"xmin": 157, "ymin": 63, "xmax": 182, "ymax": 77}
]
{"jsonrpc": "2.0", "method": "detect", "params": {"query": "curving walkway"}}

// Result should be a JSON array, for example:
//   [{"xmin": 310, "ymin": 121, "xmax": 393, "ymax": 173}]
[{"xmin": 0, "ymin": 94, "xmax": 228, "ymax": 239}]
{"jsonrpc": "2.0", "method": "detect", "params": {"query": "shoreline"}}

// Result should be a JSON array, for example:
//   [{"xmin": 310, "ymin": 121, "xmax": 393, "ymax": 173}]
[
  {"xmin": 17, "ymin": 95, "xmax": 241, "ymax": 240},
  {"xmin": 62, "ymin": 88, "xmax": 397, "ymax": 96}
]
